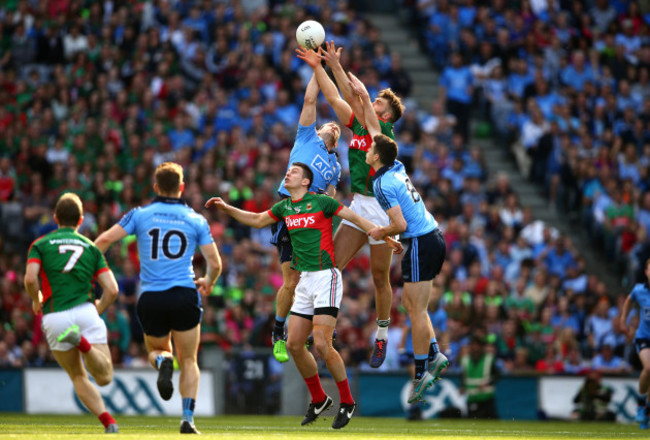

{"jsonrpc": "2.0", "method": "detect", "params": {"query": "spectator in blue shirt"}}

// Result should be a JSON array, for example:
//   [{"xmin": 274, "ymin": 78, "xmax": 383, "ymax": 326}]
[
  {"xmin": 541, "ymin": 236, "xmax": 576, "ymax": 278},
  {"xmin": 560, "ymin": 51, "xmax": 595, "ymax": 92},
  {"xmin": 439, "ymin": 52, "xmax": 474, "ymax": 142},
  {"xmin": 168, "ymin": 115, "xmax": 195, "ymax": 151}
]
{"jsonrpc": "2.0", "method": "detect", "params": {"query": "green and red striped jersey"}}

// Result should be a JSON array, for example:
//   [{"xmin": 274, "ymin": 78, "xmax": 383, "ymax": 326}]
[
  {"xmin": 268, "ymin": 193, "xmax": 343, "ymax": 272},
  {"xmin": 346, "ymin": 114, "xmax": 395, "ymax": 196},
  {"xmin": 27, "ymin": 227, "xmax": 110, "ymax": 315}
]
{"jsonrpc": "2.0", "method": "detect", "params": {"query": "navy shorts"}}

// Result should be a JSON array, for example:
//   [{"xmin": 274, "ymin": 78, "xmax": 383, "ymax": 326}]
[
  {"xmin": 270, "ymin": 219, "xmax": 293, "ymax": 264},
  {"xmin": 137, "ymin": 286, "xmax": 202, "ymax": 337},
  {"xmin": 636, "ymin": 338, "xmax": 650, "ymax": 354},
  {"xmin": 401, "ymin": 229, "xmax": 446, "ymax": 283}
]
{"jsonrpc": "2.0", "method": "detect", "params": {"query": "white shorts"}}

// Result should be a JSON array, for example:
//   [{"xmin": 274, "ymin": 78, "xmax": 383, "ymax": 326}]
[
  {"xmin": 291, "ymin": 268, "xmax": 343, "ymax": 316},
  {"xmin": 340, "ymin": 193, "xmax": 393, "ymax": 245},
  {"xmin": 42, "ymin": 302, "xmax": 108, "ymax": 351}
]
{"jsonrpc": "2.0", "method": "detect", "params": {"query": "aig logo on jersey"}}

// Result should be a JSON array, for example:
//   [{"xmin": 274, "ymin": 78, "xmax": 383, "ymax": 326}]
[
  {"xmin": 311, "ymin": 154, "xmax": 334, "ymax": 181},
  {"xmin": 286, "ymin": 215, "xmax": 316, "ymax": 229}
]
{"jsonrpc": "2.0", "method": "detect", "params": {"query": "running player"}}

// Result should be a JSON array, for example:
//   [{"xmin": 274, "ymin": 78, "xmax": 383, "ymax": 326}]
[
  {"xmin": 270, "ymin": 74, "xmax": 341, "ymax": 364},
  {"xmin": 297, "ymin": 43, "xmax": 404, "ymax": 367},
  {"xmin": 348, "ymin": 73, "xmax": 449, "ymax": 403},
  {"xmin": 24, "ymin": 193, "xmax": 120, "ymax": 433},
  {"xmin": 621, "ymin": 258, "xmax": 650, "ymax": 430},
  {"xmin": 95, "ymin": 162, "xmax": 222, "ymax": 434},
  {"xmin": 206, "ymin": 162, "xmax": 401, "ymax": 429}
]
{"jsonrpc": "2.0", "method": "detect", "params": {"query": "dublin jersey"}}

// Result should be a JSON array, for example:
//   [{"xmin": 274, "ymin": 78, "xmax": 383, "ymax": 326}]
[
  {"xmin": 346, "ymin": 114, "xmax": 395, "ymax": 196},
  {"xmin": 27, "ymin": 227, "xmax": 110, "ymax": 315},
  {"xmin": 268, "ymin": 192, "xmax": 343, "ymax": 272},
  {"xmin": 119, "ymin": 196, "xmax": 214, "ymax": 292},
  {"xmin": 373, "ymin": 160, "xmax": 438, "ymax": 238},
  {"xmin": 278, "ymin": 122, "xmax": 341, "ymax": 197},
  {"xmin": 631, "ymin": 283, "xmax": 650, "ymax": 340}
]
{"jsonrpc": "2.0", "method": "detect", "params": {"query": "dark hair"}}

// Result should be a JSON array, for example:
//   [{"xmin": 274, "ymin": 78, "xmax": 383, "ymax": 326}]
[
  {"xmin": 55, "ymin": 193, "xmax": 83, "ymax": 226},
  {"xmin": 373, "ymin": 134, "xmax": 398, "ymax": 165},
  {"xmin": 378, "ymin": 88, "xmax": 405, "ymax": 123},
  {"xmin": 155, "ymin": 162, "xmax": 183, "ymax": 194},
  {"xmin": 292, "ymin": 162, "xmax": 313, "ymax": 188}
]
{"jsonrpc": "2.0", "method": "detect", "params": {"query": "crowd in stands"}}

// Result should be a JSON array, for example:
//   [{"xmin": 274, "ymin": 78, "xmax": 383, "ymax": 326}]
[
  {"xmin": 406, "ymin": 0, "xmax": 650, "ymax": 291},
  {"xmin": 0, "ymin": 0, "xmax": 640, "ymax": 381}
]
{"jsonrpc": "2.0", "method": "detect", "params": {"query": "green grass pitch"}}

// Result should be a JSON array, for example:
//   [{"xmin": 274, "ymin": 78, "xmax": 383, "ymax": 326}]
[{"xmin": 0, "ymin": 414, "xmax": 646, "ymax": 439}]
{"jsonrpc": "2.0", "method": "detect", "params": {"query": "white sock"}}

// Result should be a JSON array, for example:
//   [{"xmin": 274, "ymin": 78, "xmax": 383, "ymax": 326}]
[{"xmin": 376, "ymin": 326, "xmax": 388, "ymax": 340}]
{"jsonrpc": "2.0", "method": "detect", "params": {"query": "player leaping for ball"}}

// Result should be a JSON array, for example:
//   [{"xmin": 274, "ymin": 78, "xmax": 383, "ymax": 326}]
[
  {"xmin": 297, "ymin": 42, "xmax": 405, "ymax": 368},
  {"xmin": 268, "ymin": 74, "xmax": 341, "ymax": 364},
  {"xmin": 348, "ymin": 72, "xmax": 449, "ymax": 403}
]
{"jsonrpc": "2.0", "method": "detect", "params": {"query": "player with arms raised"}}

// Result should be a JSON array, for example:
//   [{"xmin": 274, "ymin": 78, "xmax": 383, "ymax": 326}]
[
  {"xmin": 95, "ymin": 162, "xmax": 222, "ymax": 434},
  {"xmin": 270, "ymin": 74, "xmax": 341, "ymax": 364},
  {"xmin": 24, "ymin": 193, "xmax": 120, "ymax": 433},
  {"xmin": 297, "ymin": 42, "xmax": 404, "ymax": 367},
  {"xmin": 206, "ymin": 163, "xmax": 401, "ymax": 429},
  {"xmin": 348, "ymin": 73, "xmax": 449, "ymax": 403}
]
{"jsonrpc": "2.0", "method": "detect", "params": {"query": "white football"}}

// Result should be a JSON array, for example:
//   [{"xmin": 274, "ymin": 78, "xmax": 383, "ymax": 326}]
[{"xmin": 296, "ymin": 20, "xmax": 325, "ymax": 50}]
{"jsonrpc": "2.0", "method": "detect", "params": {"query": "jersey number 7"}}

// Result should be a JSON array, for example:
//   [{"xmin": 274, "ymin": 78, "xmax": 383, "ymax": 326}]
[{"xmin": 59, "ymin": 244, "xmax": 85, "ymax": 272}]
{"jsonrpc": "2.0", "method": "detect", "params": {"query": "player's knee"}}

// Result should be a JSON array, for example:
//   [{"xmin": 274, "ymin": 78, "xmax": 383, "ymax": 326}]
[
  {"xmin": 286, "ymin": 338, "xmax": 304, "ymax": 355},
  {"xmin": 178, "ymin": 355, "xmax": 197, "ymax": 369},
  {"xmin": 312, "ymin": 330, "xmax": 333, "ymax": 359},
  {"xmin": 370, "ymin": 268, "xmax": 391, "ymax": 289},
  {"xmin": 94, "ymin": 372, "xmax": 112, "ymax": 387},
  {"xmin": 283, "ymin": 273, "xmax": 300, "ymax": 291}
]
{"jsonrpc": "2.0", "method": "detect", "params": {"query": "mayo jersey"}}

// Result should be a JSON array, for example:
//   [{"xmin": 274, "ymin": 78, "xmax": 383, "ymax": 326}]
[
  {"xmin": 27, "ymin": 227, "xmax": 109, "ymax": 314},
  {"xmin": 268, "ymin": 192, "xmax": 343, "ymax": 272},
  {"xmin": 119, "ymin": 197, "xmax": 214, "ymax": 292},
  {"xmin": 278, "ymin": 122, "xmax": 341, "ymax": 197},
  {"xmin": 372, "ymin": 160, "xmax": 438, "ymax": 238},
  {"xmin": 630, "ymin": 283, "xmax": 650, "ymax": 340},
  {"xmin": 346, "ymin": 114, "xmax": 395, "ymax": 196}
]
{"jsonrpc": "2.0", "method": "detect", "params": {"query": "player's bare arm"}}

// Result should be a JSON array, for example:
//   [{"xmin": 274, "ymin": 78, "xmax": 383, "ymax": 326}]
[
  {"xmin": 297, "ymin": 46, "xmax": 353, "ymax": 125},
  {"xmin": 321, "ymin": 41, "xmax": 366, "ymax": 124},
  {"xmin": 299, "ymin": 74, "xmax": 319, "ymax": 127},
  {"xmin": 337, "ymin": 206, "xmax": 403, "ymax": 254},
  {"xmin": 24, "ymin": 262, "xmax": 43, "ymax": 315},
  {"xmin": 205, "ymin": 197, "xmax": 276, "ymax": 229},
  {"xmin": 620, "ymin": 294, "xmax": 634, "ymax": 335},
  {"xmin": 95, "ymin": 224, "xmax": 128, "ymax": 253},
  {"xmin": 368, "ymin": 205, "xmax": 407, "ymax": 241},
  {"xmin": 95, "ymin": 270, "xmax": 119, "ymax": 314},
  {"xmin": 325, "ymin": 183, "xmax": 337, "ymax": 197},
  {"xmin": 195, "ymin": 242, "xmax": 222, "ymax": 296},
  {"xmin": 348, "ymin": 72, "xmax": 381, "ymax": 138}
]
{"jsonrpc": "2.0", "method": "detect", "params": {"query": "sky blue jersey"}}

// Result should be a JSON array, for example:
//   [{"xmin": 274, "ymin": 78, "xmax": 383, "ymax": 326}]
[
  {"xmin": 372, "ymin": 160, "xmax": 438, "ymax": 238},
  {"xmin": 278, "ymin": 122, "xmax": 341, "ymax": 197},
  {"xmin": 119, "ymin": 197, "xmax": 214, "ymax": 292},
  {"xmin": 631, "ymin": 283, "xmax": 650, "ymax": 340}
]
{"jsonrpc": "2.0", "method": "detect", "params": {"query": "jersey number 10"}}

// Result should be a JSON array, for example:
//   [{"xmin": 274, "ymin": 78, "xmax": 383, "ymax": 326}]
[{"xmin": 147, "ymin": 228, "xmax": 187, "ymax": 260}]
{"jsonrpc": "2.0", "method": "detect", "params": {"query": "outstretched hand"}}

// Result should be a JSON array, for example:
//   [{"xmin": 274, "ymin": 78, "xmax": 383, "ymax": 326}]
[
  {"xmin": 321, "ymin": 41, "xmax": 342, "ymax": 67},
  {"xmin": 205, "ymin": 197, "xmax": 228, "ymax": 210},
  {"xmin": 347, "ymin": 72, "xmax": 369, "ymax": 98},
  {"xmin": 295, "ymin": 46, "xmax": 322, "ymax": 69}
]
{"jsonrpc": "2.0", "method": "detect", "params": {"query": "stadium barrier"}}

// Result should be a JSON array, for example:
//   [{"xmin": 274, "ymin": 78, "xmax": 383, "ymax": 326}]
[{"xmin": 1, "ymin": 358, "xmax": 639, "ymax": 422}]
